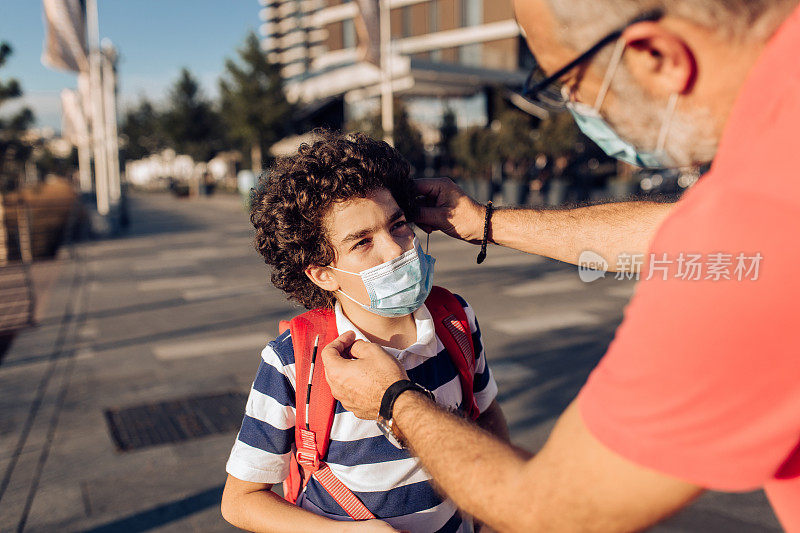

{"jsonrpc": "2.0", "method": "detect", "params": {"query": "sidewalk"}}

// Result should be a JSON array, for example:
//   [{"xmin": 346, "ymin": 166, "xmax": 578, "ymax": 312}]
[
  {"xmin": 0, "ymin": 192, "xmax": 271, "ymax": 532},
  {"xmin": 0, "ymin": 191, "xmax": 782, "ymax": 532}
]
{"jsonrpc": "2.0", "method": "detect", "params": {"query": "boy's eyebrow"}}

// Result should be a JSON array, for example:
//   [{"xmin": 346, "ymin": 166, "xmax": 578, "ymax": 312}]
[{"xmin": 341, "ymin": 209, "xmax": 405, "ymax": 244}]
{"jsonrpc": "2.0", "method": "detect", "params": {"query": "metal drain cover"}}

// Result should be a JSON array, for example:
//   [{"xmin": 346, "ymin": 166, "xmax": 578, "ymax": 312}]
[{"xmin": 104, "ymin": 391, "xmax": 247, "ymax": 451}]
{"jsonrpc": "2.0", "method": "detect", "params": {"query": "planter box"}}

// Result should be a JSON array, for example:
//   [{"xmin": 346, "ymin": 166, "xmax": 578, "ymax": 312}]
[{"xmin": 1, "ymin": 178, "xmax": 77, "ymax": 262}]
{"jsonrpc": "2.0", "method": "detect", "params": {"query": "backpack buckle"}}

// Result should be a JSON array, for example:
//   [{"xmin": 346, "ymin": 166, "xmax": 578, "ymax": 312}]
[{"xmin": 296, "ymin": 428, "xmax": 321, "ymax": 471}]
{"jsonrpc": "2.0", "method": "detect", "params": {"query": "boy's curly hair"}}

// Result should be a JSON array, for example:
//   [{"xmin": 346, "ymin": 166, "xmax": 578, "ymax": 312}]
[{"xmin": 250, "ymin": 130, "xmax": 418, "ymax": 310}]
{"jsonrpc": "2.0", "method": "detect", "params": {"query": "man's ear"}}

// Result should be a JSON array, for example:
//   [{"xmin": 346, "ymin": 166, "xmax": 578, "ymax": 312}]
[
  {"xmin": 622, "ymin": 21, "xmax": 697, "ymax": 97},
  {"xmin": 305, "ymin": 265, "xmax": 340, "ymax": 293}
]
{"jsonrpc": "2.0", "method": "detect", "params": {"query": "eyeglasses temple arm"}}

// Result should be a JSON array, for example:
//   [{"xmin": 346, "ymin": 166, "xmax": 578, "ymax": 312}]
[{"xmin": 523, "ymin": 8, "xmax": 664, "ymax": 97}]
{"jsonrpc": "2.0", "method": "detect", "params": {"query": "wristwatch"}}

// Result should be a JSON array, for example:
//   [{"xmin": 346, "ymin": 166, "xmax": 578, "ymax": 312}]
[{"xmin": 376, "ymin": 380, "xmax": 435, "ymax": 449}]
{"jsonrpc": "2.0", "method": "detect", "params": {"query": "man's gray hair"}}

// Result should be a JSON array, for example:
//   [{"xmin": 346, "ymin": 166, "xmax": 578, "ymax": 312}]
[{"xmin": 546, "ymin": 0, "xmax": 798, "ymax": 49}]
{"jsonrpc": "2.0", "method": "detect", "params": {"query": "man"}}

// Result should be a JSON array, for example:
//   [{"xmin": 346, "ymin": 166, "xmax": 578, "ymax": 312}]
[{"xmin": 321, "ymin": 0, "xmax": 800, "ymax": 531}]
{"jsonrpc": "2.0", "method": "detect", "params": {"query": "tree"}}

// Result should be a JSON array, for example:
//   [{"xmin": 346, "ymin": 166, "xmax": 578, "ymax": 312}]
[
  {"xmin": 533, "ymin": 110, "xmax": 580, "ymax": 159},
  {"xmin": 344, "ymin": 99, "xmax": 425, "ymax": 174},
  {"xmin": 0, "ymin": 42, "xmax": 36, "ymax": 190},
  {"xmin": 119, "ymin": 98, "xmax": 166, "ymax": 161},
  {"xmin": 219, "ymin": 32, "xmax": 292, "ymax": 171},
  {"xmin": 162, "ymin": 68, "xmax": 223, "ymax": 162},
  {"xmin": 392, "ymin": 105, "xmax": 424, "ymax": 174},
  {"xmin": 495, "ymin": 109, "xmax": 539, "ymax": 182},
  {"xmin": 450, "ymin": 126, "xmax": 500, "ymax": 181},
  {"xmin": 35, "ymin": 145, "xmax": 78, "ymax": 178},
  {"xmin": 437, "ymin": 107, "xmax": 458, "ymax": 173}
]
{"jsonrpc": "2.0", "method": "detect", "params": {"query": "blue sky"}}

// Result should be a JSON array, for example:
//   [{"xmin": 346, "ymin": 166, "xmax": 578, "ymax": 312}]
[{"xmin": 1, "ymin": 0, "xmax": 260, "ymax": 130}]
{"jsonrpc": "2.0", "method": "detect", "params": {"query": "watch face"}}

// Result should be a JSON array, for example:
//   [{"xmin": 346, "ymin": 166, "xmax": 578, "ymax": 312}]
[{"xmin": 376, "ymin": 419, "xmax": 404, "ymax": 449}]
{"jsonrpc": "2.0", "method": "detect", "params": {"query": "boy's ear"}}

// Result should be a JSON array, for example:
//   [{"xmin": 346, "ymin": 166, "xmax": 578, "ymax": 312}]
[{"xmin": 305, "ymin": 265, "xmax": 340, "ymax": 293}]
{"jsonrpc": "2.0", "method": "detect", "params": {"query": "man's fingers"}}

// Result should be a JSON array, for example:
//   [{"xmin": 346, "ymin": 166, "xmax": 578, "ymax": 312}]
[
  {"xmin": 414, "ymin": 177, "xmax": 458, "ymax": 207},
  {"xmin": 416, "ymin": 222, "xmax": 434, "ymax": 234},
  {"xmin": 414, "ymin": 177, "xmax": 448, "ymax": 198},
  {"xmin": 416, "ymin": 206, "xmax": 447, "ymax": 229},
  {"xmin": 349, "ymin": 340, "xmax": 398, "ymax": 363},
  {"xmin": 348, "ymin": 339, "xmax": 374, "ymax": 360},
  {"xmin": 320, "ymin": 330, "xmax": 357, "ymax": 368}
]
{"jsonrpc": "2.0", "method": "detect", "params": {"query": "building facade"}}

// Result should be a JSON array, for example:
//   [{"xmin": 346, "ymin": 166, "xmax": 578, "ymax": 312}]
[{"xmin": 258, "ymin": 0, "xmax": 532, "ymax": 137}]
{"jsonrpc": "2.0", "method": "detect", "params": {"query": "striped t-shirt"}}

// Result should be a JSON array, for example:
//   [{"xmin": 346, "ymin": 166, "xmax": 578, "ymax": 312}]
[{"xmin": 226, "ymin": 295, "xmax": 498, "ymax": 533}]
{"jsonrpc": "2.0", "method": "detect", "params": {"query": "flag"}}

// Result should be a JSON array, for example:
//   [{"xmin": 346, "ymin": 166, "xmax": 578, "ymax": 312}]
[
  {"xmin": 62, "ymin": 87, "xmax": 93, "ymax": 191},
  {"xmin": 354, "ymin": 0, "xmax": 380, "ymax": 65},
  {"xmin": 42, "ymin": 0, "xmax": 88, "ymax": 72},
  {"xmin": 60, "ymin": 89, "xmax": 88, "ymax": 145},
  {"xmin": 77, "ymin": 71, "xmax": 92, "ymax": 129}
]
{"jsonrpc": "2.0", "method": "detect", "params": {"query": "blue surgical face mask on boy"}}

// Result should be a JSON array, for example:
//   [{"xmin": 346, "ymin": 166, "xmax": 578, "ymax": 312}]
[
  {"xmin": 565, "ymin": 38, "xmax": 679, "ymax": 169},
  {"xmin": 328, "ymin": 237, "xmax": 435, "ymax": 318}
]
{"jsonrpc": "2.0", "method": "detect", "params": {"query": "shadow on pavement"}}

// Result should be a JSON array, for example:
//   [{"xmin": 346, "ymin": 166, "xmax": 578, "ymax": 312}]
[
  {"xmin": 2, "ymin": 307, "xmax": 289, "ymax": 370},
  {"xmin": 81, "ymin": 484, "xmax": 224, "ymax": 533},
  {"xmin": 119, "ymin": 195, "xmax": 222, "ymax": 238},
  {"xmin": 497, "ymin": 324, "xmax": 617, "ymax": 436}
]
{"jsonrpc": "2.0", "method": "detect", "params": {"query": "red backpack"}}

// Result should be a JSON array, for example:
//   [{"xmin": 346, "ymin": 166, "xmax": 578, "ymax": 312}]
[{"xmin": 278, "ymin": 286, "xmax": 480, "ymax": 520}]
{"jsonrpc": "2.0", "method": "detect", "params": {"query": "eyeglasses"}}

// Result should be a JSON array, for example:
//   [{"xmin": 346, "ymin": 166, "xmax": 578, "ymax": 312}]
[{"xmin": 520, "ymin": 9, "xmax": 665, "ymax": 111}]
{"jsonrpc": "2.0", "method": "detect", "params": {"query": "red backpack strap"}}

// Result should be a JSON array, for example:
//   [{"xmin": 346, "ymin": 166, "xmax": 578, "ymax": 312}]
[
  {"xmin": 425, "ymin": 286, "xmax": 481, "ymax": 421},
  {"xmin": 283, "ymin": 308, "xmax": 376, "ymax": 520}
]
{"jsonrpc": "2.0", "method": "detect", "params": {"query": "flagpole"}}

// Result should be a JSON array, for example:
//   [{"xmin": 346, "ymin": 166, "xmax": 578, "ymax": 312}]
[
  {"xmin": 379, "ymin": 0, "xmax": 393, "ymax": 146},
  {"xmin": 76, "ymin": 74, "xmax": 93, "ymax": 193},
  {"xmin": 102, "ymin": 40, "xmax": 121, "ymax": 204},
  {"xmin": 76, "ymin": 123, "xmax": 92, "ymax": 192},
  {"xmin": 86, "ymin": 0, "xmax": 109, "ymax": 216},
  {"xmin": 64, "ymin": 87, "xmax": 92, "ymax": 191}
]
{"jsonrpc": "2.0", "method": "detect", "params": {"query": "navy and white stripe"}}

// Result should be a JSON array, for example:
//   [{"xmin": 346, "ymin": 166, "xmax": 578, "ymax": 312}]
[{"xmin": 226, "ymin": 296, "xmax": 497, "ymax": 533}]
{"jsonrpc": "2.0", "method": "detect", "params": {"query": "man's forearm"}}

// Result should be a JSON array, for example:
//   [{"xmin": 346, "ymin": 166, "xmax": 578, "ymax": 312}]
[
  {"xmin": 490, "ymin": 201, "xmax": 675, "ymax": 271},
  {"xmin": 393, "ymin": 392, "xmax": 533, "ymax": 532}
]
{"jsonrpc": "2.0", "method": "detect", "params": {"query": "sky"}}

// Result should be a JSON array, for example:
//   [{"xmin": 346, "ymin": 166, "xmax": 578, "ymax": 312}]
[{"xmin": 1, "ymin": 0, "xmax": 261, "ymax": 130}]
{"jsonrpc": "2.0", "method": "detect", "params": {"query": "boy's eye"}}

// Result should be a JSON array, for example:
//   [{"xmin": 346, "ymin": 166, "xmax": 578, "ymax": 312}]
[
  {"xmin": 352, "ymin": 238, "xmax": 370, "ymax": 250},
  {"xmin": 392, "ymin": 220, "xmax": 408, "ymax": 231}
]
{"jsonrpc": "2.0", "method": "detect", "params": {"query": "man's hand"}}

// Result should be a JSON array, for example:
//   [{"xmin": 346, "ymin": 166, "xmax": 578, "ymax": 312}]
[
  {"xmin": 321, "ymin": 331, "xmax": 408, "ymax": 420},
  {"xmin": 415, "ymin": 178, "xmax": 486, "ymax": 244}
]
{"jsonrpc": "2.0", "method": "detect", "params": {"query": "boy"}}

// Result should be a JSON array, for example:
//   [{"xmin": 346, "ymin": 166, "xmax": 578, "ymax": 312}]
[{"xmin": 222, "ymin": 132, "xmax": 507, "ymax": 532}]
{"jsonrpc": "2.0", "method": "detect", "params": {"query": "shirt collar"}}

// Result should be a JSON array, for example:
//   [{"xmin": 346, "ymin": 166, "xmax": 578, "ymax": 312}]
[{"xmin": 333, "ymin": 301, "xmax": 438, "ymax": 360}]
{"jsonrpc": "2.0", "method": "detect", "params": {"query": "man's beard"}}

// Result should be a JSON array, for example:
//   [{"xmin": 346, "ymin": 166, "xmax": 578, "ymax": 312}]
[{"xmin": 605, "ymin": 68, "xmax": 719, "ymax": 169}]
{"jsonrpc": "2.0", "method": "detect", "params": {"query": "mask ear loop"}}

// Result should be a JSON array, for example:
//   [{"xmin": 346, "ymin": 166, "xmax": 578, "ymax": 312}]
[
  {"xmin": 655, "ymin": 93, "xmax": 679, "ymax": 156},
  {"xmin": 328, "ymin": 265, "xmax": 357, "ymax": 275},
  {"xmin": 425, "ymin": 232, "xmax": 430, "ymax": 255},
  {"xmin": 594, "ymin": 37, "xmax": 627, "ymax": 111}
]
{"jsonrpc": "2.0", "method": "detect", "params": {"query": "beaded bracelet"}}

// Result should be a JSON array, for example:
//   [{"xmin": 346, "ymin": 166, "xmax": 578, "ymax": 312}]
[{"xmin": 476, "ymin": 201, "xmax": 493, "ymax": 264}]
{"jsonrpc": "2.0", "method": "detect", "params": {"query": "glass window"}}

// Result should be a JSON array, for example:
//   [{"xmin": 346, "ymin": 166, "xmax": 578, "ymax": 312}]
[
  {"xmin": 343, "ymin": 18, "xmax": 356, "ymax": 48},
  {"xmin": 430, "ymin": 0, "xmax": 441, "ymax": 62},
  {"xmin": 402, "ymin": 6, "xmax": 413, "ymax": 38}
]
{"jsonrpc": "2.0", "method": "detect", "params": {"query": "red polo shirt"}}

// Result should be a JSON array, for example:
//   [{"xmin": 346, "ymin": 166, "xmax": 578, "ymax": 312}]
[{"xmin": 578, "ymin": 5, "xmax": 800, "ymax": 531}]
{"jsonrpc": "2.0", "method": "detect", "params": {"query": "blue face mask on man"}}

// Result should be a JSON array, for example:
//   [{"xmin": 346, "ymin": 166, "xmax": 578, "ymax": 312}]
[
  {"xmin": 329, "ymin": 237, "xmax": 435, "ymax": 318},
  {"xmin": 565, "ymin": 38, "xmax": 680, "ymax": 169}
]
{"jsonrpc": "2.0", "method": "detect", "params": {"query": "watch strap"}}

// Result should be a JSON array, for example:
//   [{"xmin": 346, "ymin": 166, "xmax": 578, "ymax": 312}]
[{"xmin": 379, "ymin": 379, "xmax": 433, "ymax": 421}]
